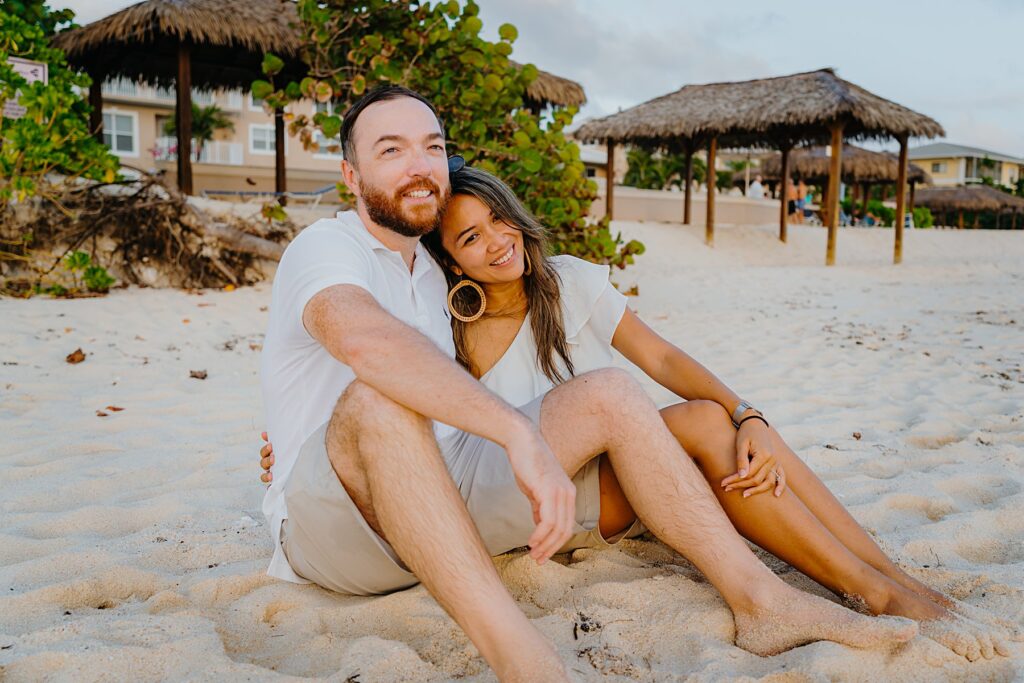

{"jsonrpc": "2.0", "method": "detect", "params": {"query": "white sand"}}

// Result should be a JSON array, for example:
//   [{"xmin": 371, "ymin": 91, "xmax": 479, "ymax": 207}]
[{"xmin": 2, "ymin": 222, "xmax": 1022, "ymax": 681}]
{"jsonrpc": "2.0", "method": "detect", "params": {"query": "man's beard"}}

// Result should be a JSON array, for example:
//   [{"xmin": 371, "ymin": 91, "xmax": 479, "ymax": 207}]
[{"xmin": 360, "ymin": 178, "xmax": 450, "ymax": 238}]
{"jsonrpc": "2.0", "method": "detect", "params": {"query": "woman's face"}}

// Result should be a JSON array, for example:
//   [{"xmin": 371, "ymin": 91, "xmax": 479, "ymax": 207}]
[{"xmin": 440, "ymin": 194, "xmax": 527, "ymax": 284}]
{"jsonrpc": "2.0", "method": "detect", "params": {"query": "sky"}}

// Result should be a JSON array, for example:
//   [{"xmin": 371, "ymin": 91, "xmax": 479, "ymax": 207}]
[{"xmin": 58, "ymin": 0, "xmax": 1024, "ymax": 155}]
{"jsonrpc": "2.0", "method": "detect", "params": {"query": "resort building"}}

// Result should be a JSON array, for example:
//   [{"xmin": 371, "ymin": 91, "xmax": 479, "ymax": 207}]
[
  {"xmin": 98, "ymin": 78, "xmax": 345, "ymax": 201},
  {"xmin": 908, "ymin": 142, "xmax": 1023, "ymax": 188}
]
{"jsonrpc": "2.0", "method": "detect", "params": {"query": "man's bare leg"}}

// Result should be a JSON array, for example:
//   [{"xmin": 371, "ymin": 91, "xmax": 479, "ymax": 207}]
[
  {"xmin": 327, "ymin": 381, "xmax": 568, "ymax": 682},
  {"xmin": 539, "ymin": 369, "xmax": 917, "ymax": 656},
  {"xmin": 659, "ymin": 400, "xmax": 1010, "ymax": 660}
]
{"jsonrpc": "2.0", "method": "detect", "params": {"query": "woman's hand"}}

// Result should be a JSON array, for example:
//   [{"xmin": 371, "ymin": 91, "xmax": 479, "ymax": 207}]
[
  {"xmin": 720, "ymin": 421, "xmax": 786, "ymax": 498},
  {"xmin": 260, "ymin": 431, "xmax": 275, "ymax": 484}
]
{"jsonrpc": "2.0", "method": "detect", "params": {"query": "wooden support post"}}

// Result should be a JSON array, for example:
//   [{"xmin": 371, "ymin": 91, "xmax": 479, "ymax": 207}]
[
  {"xmin": 825, "ymin": 122, "xmax": 844, "ymax": 266},
  {"xmin": 706, "ymin": 136, "xmax": 717, "ymax": 246},
  {"xmin": 862, "ymin": 182, "xmax": 870, "ymax": 217},
  {"xmin": 779, "ymin": 145, "xmax": 791, "ymax": 242},
  {"xmin": 175, "ymin": 42, "xmax": 193, "ymax": 195},
  {"xmin": 909, "ymin": 180, "xmax": 916, "ymax": 214},
  {"xmin": 605, "ymin": 140, "xmax": 616, "ymax": 221},
  {"xmin": 958, "ymin": 210, "xmax": 964, "ymax": 229},
  {"xmin": 88, "ymin": 73, "xmax": 104, "ymax": 143},
  {"xmin": 894, "ymin": 134, "xmax": 909, "ymax": 264},
  {"xmin": 683, "ymin": 142, "xmax": 694, "ymax": 225},
  {"xmin": 274, "ymin": 107, "xmax": 287, "ymax": 206}
]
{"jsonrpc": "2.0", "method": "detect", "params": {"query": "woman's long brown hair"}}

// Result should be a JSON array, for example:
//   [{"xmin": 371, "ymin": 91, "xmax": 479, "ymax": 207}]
[{"xmin": 422, "ymin": 166, "xmax": 574, "ymax": 383}]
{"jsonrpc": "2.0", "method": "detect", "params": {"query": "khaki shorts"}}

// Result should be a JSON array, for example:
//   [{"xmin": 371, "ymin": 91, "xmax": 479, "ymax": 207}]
[{"xmin": 281, "ymin": 394, "xmax": 644, "ymax": 596}]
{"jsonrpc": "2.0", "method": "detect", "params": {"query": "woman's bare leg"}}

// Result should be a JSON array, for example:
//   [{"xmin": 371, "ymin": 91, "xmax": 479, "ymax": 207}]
[{"xmin": 651, "ymin": 399, "xmax": 1009, "ymax": 658}]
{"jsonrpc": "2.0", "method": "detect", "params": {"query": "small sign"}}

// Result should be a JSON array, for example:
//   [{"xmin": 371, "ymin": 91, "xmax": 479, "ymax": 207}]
[{"xmin": 4, "ymin": 57, "xmax": 49, "ymax": 119}]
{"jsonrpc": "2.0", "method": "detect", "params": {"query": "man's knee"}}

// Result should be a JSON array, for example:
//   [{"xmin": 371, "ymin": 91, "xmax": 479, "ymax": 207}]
[
  {"xmin": 572, "ymin": 367, "xmax": 648, "ymax": 415},
  {"xmin": 334, "ymin": 380, "xmax": 429, "ymax": 433}
]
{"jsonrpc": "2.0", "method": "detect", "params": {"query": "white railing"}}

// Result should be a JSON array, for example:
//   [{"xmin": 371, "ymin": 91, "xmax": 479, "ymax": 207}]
[
  {"xmin": 151, "ymin": 136, "xmax": 243, "ymax": 166},
  {"xmin": 102, "ymin": 78, "xmax": 138, "ymax": 97},
  {"xmin": 223, "ymin": 90, "xmax": 244, "ymax": 110},
  {"xmin": 155, "ymin": 85, "xmax": 175, "ymax": 100},
  {"xmin": 191, "ymin": 89, "xmax": 215, "ymax": 105}
]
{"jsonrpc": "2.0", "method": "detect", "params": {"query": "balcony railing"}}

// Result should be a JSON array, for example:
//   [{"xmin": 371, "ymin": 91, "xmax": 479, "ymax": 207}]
[
  {"xmin": 152, "ymin": 136, "xmax": 243, "ymax": 166},
  {"xmin": 101, "ymin": 78, "xmax": 138, "ymax": 97}
]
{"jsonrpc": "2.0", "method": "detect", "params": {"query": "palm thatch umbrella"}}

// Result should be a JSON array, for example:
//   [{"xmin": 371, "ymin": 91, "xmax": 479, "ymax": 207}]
[
  {"xmin": 915, "ymin": 185, "xmax": 1024, "ymax": 229},
  {"xmin": 515, "ymin": 61, "xmax": 586, "ymax": 112},
  {"xmin": 54, "ymin": 0, "xmax": 305, "ymax": 196},
  {"xmin": 576, "ymin": 68, "xmax": 944, "ymax": 265},
  {"xmin": 757, "ymin": 145, "xmax": 930, "ymax": 222}
]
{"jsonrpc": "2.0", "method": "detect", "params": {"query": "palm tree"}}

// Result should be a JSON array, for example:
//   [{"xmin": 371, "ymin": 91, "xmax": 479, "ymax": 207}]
[{"xmin": 163, "ymin": 103, "xmax": 235, "ymax": 161}]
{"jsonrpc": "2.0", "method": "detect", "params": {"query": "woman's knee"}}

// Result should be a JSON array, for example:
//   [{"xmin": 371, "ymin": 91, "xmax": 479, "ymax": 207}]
[{"xmin": 660, "ymin": 400, "xmax": 735, "ymax": 468}]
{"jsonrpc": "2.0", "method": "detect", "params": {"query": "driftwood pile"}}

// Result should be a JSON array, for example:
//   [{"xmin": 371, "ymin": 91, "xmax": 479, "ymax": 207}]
[{"xmin": 1, "ymin": 173, "xmax": 293, "ymax": 293}]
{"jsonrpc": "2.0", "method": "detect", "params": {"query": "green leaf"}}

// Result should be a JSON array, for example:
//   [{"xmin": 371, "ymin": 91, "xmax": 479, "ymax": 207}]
[
  {"xmin": 463, "ymin": 16, "xmax": 483, "ymax": 35},
  {"xmin": 261, "ymin": 53, "xmax": 284, "ymax": 77},
  {"xmin": 520, "ymin": 149, "xmax": 543, "ymax": 173},
  {"xmin": 498, "ymin": 23, "xmax": 518, "ymax": 42},
  {"xmin": 251, "ymin": 80, "xmax": 273, "ymax": 100},
  {"xmin": 320, "ymin": 114, "xmax": 342, "ymax": 139}
]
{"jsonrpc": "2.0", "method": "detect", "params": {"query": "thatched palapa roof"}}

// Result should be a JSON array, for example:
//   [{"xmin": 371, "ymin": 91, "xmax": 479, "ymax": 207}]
[
  {"xmin": 516, "ymin": 62, "xmax": 587, "ymax": 109},
  {"xmin": 915, "ymin": 185, "xmax": 1024, "ymax": 213},
  {"xmin": 759, "ymin": 145, "xmax": 930, "ymax": 184},
  {"xmin": 575, "ymin": 68, "xmax": 944, "ymax": 148},
  {"xmin": 54, "ymin": 0, "xmax": 587, "ymax": 109},
  {"xmin": 53, "ymin": 0, "xmax": 305, "ymax": 90}
]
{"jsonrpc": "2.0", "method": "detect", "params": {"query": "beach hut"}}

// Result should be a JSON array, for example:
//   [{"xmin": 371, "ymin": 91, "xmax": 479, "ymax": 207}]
[
  {"xmin": 53, "ymin": 0, "xmax": 305, "ymax": 198},
  {"xmin": 575, "ymin": 68, "xmax": 944, "ymax": 265},
  {"xmin": 54, "ymin": 0, "xmax": 587, "ymax": 198},
  {"xmin": 915, "ymin": 185, "xmax": 1024, "ymax": 229},
  {"xmin": 758, "ymin": 145, "xmax": 931, "ymax": 221}
]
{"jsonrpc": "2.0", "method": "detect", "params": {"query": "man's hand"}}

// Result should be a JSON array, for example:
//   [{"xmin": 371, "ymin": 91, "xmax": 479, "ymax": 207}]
[
  {"xmin": 260, "ymin": 432, "xmax": 274, "ymax": 484},
  {"xmin": 721, "ymin": 421, "xmax": 786, "ymax": 498},
  {"xmin": 504, "ymin": 425, "xmax": 576, "ymax": 565}
]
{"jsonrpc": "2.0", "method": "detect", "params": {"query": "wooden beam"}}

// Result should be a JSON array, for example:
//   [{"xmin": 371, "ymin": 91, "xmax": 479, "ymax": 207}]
[
  {"xmin": 274, "ymin": 107, "xmax": 287, "ymax": 206},
  {"xmin": 605, "ymin": 140, "xmax": 616, "ymax": 221},
  {"xmin": 683, "ymin": 142, "xmax": 693, "ymax": 225},
  {"xmin": 825, "ymin": 122, "xmax": 844, "ymax": 266},
  {"xmin": 894, "ymin": 134, "xmax": 909, "ymax": 264},
  {"xmin": 779, "ymin": 145, "xmax": 791, "ymax": 242},
  {"xmin": 176, "ymin": 42, "xmax": 193, "ymax": 196},
  {"xmin": 88, "ymin": 73, "xmax": 104, "ymax": 143},
  {"xmin": 706, "ymin": 136, "xmax": 717, "ymax": 246}
]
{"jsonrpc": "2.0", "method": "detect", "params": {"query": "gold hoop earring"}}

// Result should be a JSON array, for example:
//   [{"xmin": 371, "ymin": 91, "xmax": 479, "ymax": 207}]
[
  {"xmin": 523, "ymin": 249, "xmax": 532, "ymax": 276},
  {"xmin": 447, "ymin": 278, "xmax": 486, "ymax": 322}
]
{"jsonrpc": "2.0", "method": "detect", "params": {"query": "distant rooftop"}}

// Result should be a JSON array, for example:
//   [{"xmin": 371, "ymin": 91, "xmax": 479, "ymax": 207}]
[{"xmin": 909, "ymin": 142, "xmax": 1024, "ymax": 164}]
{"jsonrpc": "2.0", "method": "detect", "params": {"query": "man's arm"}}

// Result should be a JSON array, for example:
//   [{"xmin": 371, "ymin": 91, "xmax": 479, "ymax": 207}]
[{"xmin": 303, "ymin": 284, "xmax": 576, "ymax": 563}]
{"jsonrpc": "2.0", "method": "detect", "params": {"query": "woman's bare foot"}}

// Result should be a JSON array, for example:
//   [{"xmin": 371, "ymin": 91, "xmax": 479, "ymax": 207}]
[
  {"xmin": 858, "ymin": 576, "xmax": 1009, "ymax": 659},
  {"xmin": 734, "ymin": 586, "xmax": 917, "ymax": 656}
]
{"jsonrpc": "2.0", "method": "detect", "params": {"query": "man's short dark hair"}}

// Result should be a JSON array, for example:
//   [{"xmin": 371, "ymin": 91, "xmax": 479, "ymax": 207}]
[{"xmin": 339, "ymin": 86, "xmax": 445, "ymax": 166}]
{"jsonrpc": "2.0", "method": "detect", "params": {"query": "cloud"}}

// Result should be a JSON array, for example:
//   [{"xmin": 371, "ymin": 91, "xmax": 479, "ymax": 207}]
[{"xmin": 474, "ymin": 0, "xmax": 773, "ymax": 118}]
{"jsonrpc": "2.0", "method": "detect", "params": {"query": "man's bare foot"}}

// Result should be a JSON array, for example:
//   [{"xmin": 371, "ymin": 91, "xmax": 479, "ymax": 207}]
[{"xmin": 734, "ymin": 587, "xmax": 917, "ymax": 656}]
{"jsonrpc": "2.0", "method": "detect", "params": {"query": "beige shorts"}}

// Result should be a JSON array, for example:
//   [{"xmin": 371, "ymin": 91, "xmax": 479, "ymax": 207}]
[{"xmin": 281, "ymin": 394, "xmax": 644, "ymax": 596}]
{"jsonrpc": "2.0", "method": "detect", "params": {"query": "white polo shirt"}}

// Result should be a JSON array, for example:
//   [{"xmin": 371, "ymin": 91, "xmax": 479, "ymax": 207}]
[{"xmin": 260, "ymin": 210, "xmax": 456, "ymax": 583}]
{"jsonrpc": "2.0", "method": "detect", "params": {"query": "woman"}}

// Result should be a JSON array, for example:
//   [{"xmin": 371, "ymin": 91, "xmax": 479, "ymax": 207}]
[{"xmin": 261, "ymin": 166, "xmax": 1015, "ymax": 659}]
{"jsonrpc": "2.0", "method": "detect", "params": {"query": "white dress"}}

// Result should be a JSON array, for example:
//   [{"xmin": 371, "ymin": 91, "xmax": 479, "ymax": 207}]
[
  {"xmin": 479, "ymin": 254, "xmax": 628, "ymax": 406},
  {"xmin": 476, "ymin": 255, "xmax": 645, "ymax": 547}
]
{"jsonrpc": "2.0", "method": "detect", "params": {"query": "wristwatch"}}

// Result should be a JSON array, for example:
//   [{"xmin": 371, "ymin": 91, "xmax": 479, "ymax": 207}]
[{"xmin": 731, "ymin": 400, "xmax": 758, "ymax": 428}]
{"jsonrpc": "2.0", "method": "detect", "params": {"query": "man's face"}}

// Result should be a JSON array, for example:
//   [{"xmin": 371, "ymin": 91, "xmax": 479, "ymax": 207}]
[{"xmin": 343, "ymin": 97, "xmax": 451, "ymax": 238}]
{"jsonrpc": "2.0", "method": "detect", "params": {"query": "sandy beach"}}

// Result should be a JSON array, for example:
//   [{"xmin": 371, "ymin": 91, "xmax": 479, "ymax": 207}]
[{"xmin": 2, "ymin": 221, "xmax": 1022, "ymax": 681}]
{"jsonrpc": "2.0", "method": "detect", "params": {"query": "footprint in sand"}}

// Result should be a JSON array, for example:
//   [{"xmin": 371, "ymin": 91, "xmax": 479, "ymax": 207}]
[
  {"xmin": 955, "ymin": 537, "xmax": 1024, "ymax": 565},
  {"xmin": 936, "ymin": 475, "xmax": 1022, "ymax": 508}
]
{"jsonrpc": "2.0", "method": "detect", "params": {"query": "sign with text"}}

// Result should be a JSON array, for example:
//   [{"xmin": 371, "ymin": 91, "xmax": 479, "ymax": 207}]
[{"xmin": 4, "ymin": 57, "xmax": 49, "ymax": 119}]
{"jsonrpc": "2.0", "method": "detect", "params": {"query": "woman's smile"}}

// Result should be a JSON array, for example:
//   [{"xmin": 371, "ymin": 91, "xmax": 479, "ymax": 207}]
[{"xmin": 490, "ymin": 244, "xmax": 516, "ymax": 268}]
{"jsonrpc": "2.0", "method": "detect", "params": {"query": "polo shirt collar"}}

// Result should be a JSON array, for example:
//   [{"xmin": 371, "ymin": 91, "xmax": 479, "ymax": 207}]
[{"xmin": 336, "ymin": 210, "xmax": 438, "ymax": 279}]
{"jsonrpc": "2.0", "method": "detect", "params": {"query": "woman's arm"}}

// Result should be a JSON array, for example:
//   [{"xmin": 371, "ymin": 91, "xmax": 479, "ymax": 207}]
[
  {"xmin": 611, "ymin": 308, "xmax": 746, "ymax": 417},
  {"xmin": 611, "ymin": 308, "xmax": 782, "ymax": 495}
]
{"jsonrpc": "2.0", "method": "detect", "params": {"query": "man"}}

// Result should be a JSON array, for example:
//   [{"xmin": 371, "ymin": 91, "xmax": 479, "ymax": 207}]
[
  {"xmin": 748, "ymin": 174, "xmax": 764, "ymax": 199},
  {"xmin": 260, "ymin": 86, "xmax": 916, "ymax": 681}
]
